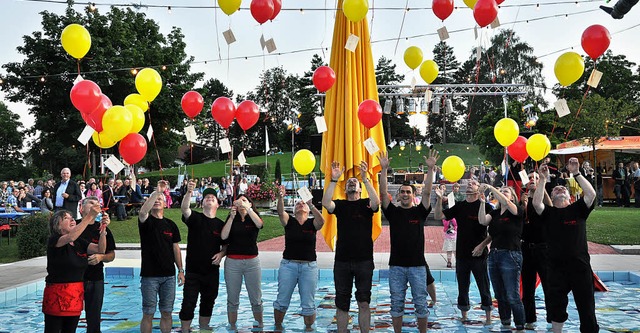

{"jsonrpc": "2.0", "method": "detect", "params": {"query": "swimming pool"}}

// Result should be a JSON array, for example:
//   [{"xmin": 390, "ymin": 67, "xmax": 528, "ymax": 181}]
[{"xmin": 0, "ymin": 268, "xmax": 639, "ymax": 332}]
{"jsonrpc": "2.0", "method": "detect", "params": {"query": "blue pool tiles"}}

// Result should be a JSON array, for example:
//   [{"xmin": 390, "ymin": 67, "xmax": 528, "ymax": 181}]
[{"xmin": 0, "ymin": 269, "xmax": 639, "ymax": 332}]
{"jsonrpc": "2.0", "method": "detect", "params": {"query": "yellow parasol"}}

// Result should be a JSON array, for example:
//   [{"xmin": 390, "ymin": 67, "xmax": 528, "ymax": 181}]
[{"xmin": 320, "ymin": 2, "xmax": 386, "ymax": 250}]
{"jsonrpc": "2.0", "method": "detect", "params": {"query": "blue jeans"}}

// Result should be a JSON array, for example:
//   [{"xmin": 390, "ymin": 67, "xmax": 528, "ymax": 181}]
[
  {"xmin": 389, "ymin": 266, "xmax": 429, "ymax": 319},
  {"xmin": 141, "ymin": 276, "xmax": 176, "ymax": 315},
  {"xmin": 273, "ymin": 259, "xmax": 318, "ymax": 316},
  {"xmin": 488, "ymin": 249, "xmax": 525, "ymax": 329}
]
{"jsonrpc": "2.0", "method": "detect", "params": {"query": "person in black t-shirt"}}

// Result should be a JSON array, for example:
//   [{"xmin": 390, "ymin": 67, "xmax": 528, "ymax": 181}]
[
  {"xmin": 79, "ymin": 196, "xmax": 115, "ymax": 333},
  {"xmin": 43, "ymin": 206, "xmax": 104, "ymax": 333},
  {"xmin": 532, "ymin": 158, "xmax": 598, "ymax": 333},
  {"xmin": 434, "ymin": 179, "xmax": 493, "ymax": 324},
  {"xmin": 379, "ymin": 150, "xmax": 439, "ymax": 333},
  {"xmin": 179, "ymin": 181, "xmax": 226, "ymax": 333},
  {"xmin": 322, "ymin": 160, "xmax": 380, "ymax": 333},
  {"xmin": 273, "ymin": 188, "xmax": 324, "ymax": 331},
  {"xmin": 138, "ymin": 181, "xmax": 184, "ymax": 333}
]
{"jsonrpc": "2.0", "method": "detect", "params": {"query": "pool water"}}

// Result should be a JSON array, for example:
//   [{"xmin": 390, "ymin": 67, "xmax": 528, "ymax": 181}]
[{"xmin": 0, "ymin": 268, "xmax": 639, "ymax": 332}]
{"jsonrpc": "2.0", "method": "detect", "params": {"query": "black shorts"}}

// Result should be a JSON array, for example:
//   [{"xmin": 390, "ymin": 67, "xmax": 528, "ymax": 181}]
[{"xmin": 333, "ymin": 260, "xmax": 374, "ymax": 311}]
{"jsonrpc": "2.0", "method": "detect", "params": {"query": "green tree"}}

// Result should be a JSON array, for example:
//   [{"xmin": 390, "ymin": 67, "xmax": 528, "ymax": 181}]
[
  {"xmin": 191, "ymin": 78, "xmax": 234, "ymax": 163},
  {"xmin": 1, "ymin": 5, "xmax": 202, "ymax": 176},
  {"xmin": 375, "ymin": 56, "xmax": 412, "ymax": 144},
  {"xmin": 430, "ymin": 41, "xmax": 463, "ymax": 143},
  {"xmin": 0, "ymin": 102, "xmax": 29, "ymax": 180}
]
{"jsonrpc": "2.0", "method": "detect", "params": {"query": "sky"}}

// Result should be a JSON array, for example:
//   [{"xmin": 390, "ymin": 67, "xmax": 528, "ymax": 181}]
[{"xmin": 2, "ymin": 0, "xmax": 640, "ymax": 134}]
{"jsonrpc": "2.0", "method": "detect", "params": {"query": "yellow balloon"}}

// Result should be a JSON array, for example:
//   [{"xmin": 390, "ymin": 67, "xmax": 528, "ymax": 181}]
[
  {"xmin": 442, "ymin": 156, "xmax": 465, "ymax": 182},
  {"xmin": 464, "ymin": 0, "xmax": 478, "ymax": 8},
  {"xmin": 125, "ymin": 104, "xmax": 145, "ymax": 134},
  {"xmin": 494, "ymin": 118, "xmax": 520, "ymax": 147},
  {"xmin": 92, "ymin": 131, "xmax": 117, "ymax": 149},
  {"xmin": 61, "ymin": 24, "xmax": 91, "ymax": 59},
  {"xmin": 404, "ymin": 46, "xmax": 423, "ymax": 70},
  {"xmin": 124, "ymin": 93, "xmax": 149, "ymax": 112},
  {"xmin": 218, "ymin": 0, "xmax": 242, "ymax": 15},
  {"xmin": 293, "ymin": 149, "xmax": 316, "ymax": 176},
  {"xmin": 343, "ymin": 0, "xmax": 369, "ymax": 22},
  {"xmin": 554, "ymin": 52, "xmax": 585, "ymax": 87},
  {"xmin": 135, "ymin": 68, "xmax": 162, "ymax": 102},
  {"xmin": 526, "ymin": 134, "xmax": 551, "ymax": 161},
  {"xmin": 419, "ymin": 60, "xmax": 439, "ymax": 84},
  {"xmin": 102, "ymin": 105, "xmax": 133, "ymax": 142}
]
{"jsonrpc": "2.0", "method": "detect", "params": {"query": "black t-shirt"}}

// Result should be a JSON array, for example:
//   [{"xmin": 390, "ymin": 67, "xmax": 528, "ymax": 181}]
[
  {"xmin": 443, "ymin": 200, "xmax": 491, "ymax": 259},
  {"xmin": 226, "ymin": 213, "xmax": 262, "ymax": 256},
  {"xmin": 539, "ymin": 198, "xmax": 594, "ymax": 266},
  {"xmin": 522, "ymin": 197, "xmax": 548, "ymax": 244},
  {"xmin": 182, "ymin": 211, "xmax": 226, "ymax": 275},
  {"xmin": 488, "ymin": 205, "xmax": 524, "ymax": 251},
  {"xmin": 383, "ymin": 203, "xmax": 431, "ymax": 267},
  {"xmin": 282, "ymin": 215, "xmax": 318, "ymax": 262},
  {"xmin": 332, "ymin": 199, "xmax": 378, "ymax": 262},
  {"xmin": 139, "ymin": 215, "xmax": 181, "ymax": 277},
  {"xmin": 45, "ymin": 234, "xmax": 90, "ymax": 283},
  {"xmin": 80, "ymin": 223, "xmax": 116, "ymax": 281}
]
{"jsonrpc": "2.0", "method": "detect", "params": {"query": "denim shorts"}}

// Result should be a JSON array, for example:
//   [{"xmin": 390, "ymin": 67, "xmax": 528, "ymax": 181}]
[
  {"xmin": 389, "ymin": 266, "xmax": 429, "ymax": 319},
  {"xmin": 273, "ymin": 259, "xmax": 318, "ymax": 316},
  {"xmin": 141, "ymin": 276, "xmax": 176, "ymax": 315}
]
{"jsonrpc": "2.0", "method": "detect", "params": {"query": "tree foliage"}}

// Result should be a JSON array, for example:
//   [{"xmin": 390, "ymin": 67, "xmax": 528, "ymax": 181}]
[
  {"xmin": 375, "ymin": 56, "xmax": 413, "ymax": 144},
  {"xmin": 0, "ymin": 102, "xmax": 30, "ymax": 179}
]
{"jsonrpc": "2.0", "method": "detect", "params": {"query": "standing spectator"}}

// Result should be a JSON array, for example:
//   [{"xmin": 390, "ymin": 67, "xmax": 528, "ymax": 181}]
[
  {"xmin": 42, "ymin": 206, "xmax": 105, "ymax": 333},
  {"xmin": 632, "ymin": 162, "xmax": 640, "ymax": 208},
  {"xmin": 238, "ymin": 178, "xmax": 249, "ymax": 195},
  {"xmin": 322, "ymin": 161, "xmax": 380, "ymax": 333},
  {"xmin": 442, "ymin": 217, "xmax": 457, "ymax": 268},
  {"xmin": 613, "ymin": 162, "xmax": 629, "ymax": 207},
  {"xmin": 379, "ymin": 150, "xmax": 438, "ymax": 333},
  {"xmin": 273, "ymin": 189, "xmax": 325, "ymax": 331},
  {"xmin": 53, "ymin": 168, "xmax": 83, "ymax": 220},
  {"xmin": 221, "ymin": 194, "xmax": 264, "ymax": 330},
  {"xmin": 477, "ymin": 185, "xmax": 525, "ymax": 332},
  {"xmin": 532, "ymin": 158, "xmax": 599, "ymax": 333},
  {"xmin": 596, "ymin": 168, "xmax": 604, "ymax": 207},
  {"xmin": 434, "ymin": 180, "xmax": 493, "ymax": 324},
  {"xmin": 40, "ymin": 188, "xmax": 54, "ymax": 216},
  {"xmin": 225, "ymin": 178, "xmax": 234, "ymax": 207},
  {"xmin": 138, "ymin": 181, "xmax": 185, "ymax": 333},
  {"xmin": 179, "ymin": 181, "xmax": 226, "ymax": 332},
  {"xmin": 79, "ymin": 197, "xmax": 115, "ymax": 333},
  {"xmin": 308, "ymin": 172, "xmax": 317, "ymax": 189}
]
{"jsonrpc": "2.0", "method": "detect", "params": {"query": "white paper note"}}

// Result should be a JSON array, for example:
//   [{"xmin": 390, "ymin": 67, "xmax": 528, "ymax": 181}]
[
  {"xmin": 364, "ymin": 137, "xmax": 380, "ymax": 155},
  {"xmin": 490, "ymin": 17, "xmax": 501, "ymax": 29},
  {"xmin": 437, "ymin": 26, "xmax": 449, "ymax": 41},
  {"xmin": 77, "ymin": 125, "xmax": 95, "ymax": 146},
  {"xmin": 265, "ymin": 38, "xmax": 276, "ymax": 53},
  {"xmin": 315, "ymin": 116, "xmax": 327, "ymax": 133},
  {"xmin": 474, "ymin": 26, "xmax": 478, "ymax": 40},
  {"xmin": 219, "ymin": 138, "xmax": 231, "ymax": 154},
  {"xmin": 476, "ymin": 45, "xmax": 482, "ymax": 62},
  {"xmin": 146, "ymin": 125, "xmax": 154, "ymax": 141},
  {"xmin": 410, "ymin": 76, "xmax": 417, "ymax": 89},
  {"xmin": 587, "ymin": 69, "xmax": 603, "ymax": 88},
  {"xmin": 345, "ymin": 34, "xmax": 359, "ymax": 52},
  {"xmin": 259, "ymin": 34, "xmax": 266, "ymax": 50},
  {"xmin": 238, "ymin": 151, "xmax": 247, "ymax": 166},
  {"xmin": 554, "ymin": 99, "xmax": 571, "ymax": 118},
  {"xmin": 223, "ymin": 29, "xmax": 236, "ymax": 45},
  {"xmin": 447, "ymin": 192, "xmax": 456, "ymax": 208},
  {"xmin": 74, "ymin": 75, "xmax": 84, "ymax": 85},
  {"xmin": 519, "ymin": 170, "xmax": 530, "ymax": 186},
  {"xmin": 104, "ymin": 155, "xmax": 125, "ymax": 174},
  {"xmin": 297, "ymin": 186, "xmax": 313, "ymax": 203},
  {"xmin": 184, "ymin": 125, "xmax": 198, "ymax": 142},
  {"xmin": 26, "ymin": 202, "xmax": 32, "ymax": 209},
  {"xmin": 424, "ymin": 89, "xmax": 433, "ymax": 102}
]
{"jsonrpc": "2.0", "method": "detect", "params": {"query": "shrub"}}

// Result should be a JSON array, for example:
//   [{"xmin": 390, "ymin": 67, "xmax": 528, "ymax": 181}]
[
  {"xmin": 17, "ymin": 214, "xmax": 50, "ymax": 259},
  {"xmin": 246, "ymin": 182, "xmax": 283, "ymax": 202}
]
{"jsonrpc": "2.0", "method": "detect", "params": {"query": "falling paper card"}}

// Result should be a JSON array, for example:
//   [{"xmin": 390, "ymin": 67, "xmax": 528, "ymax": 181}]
[
  {"xmin": 345, "ymin": 34, "xmax": 360, "ymax": 52},
  {"xmin": 74, "ymin": 75, "xmax": 84, "ymax": 85},
  {"xmin": 220, "ymin": 138, "xmax": 232, "ymax": 154},
  {"xmin": 490, "ymin": 17, "xmax": 501, "ymax": 29},
  {"xmin": 104, "ymin": 155, "xmax": 125, "ymax": 174},
  {"xmin": 315, "ymin": 116, "xmax": 327, "ymax": 133},
  {"xmin": 223, "ymin": 29, "xmax": 236, "ymax": 45},
  {"xmin": 146, "ymin": 124, "xmax": 154, "ymax": 141},
  {"xmin": 298, "ymin": 186, "xmax": 313, "ymax": 203},
  {"xmin": 184, "ymin": 125, "xmax": 198, "ymax": 142},
  {"xmin": 260, "ymin": 34, "xmax": 266, "ymax": 50},
  {"xmin": 77, "ymin": 125, "xmax": 95, "ymax": 146},
  {"xmin": 587, "ymin": 69, "xmax": 603, "ymax": 88},
  {"xmin": 265, "ymin": 38, "xmax": 276, "ymax": 53},
  {"xmin": 519, "ymin": 170, "xmax": 530, "ymax": 186},
  {"xmin": 447, "ymin": 192, "xmax": 456, "ymax": 208},
  {"xmin": 238, "ymin": 151, "xmax": 247, "ymax": 166},
  {"xmin": 424, "ymin": 89, "xmax": 433, "ymax": 102},
  {"xmin": 410, "ymin": 76, "xmax": 417, "ymax": 89},
  {"xmin": 474, "ymin": 26, "xmax": 478, "ymax": 40},
  {"xmin": 554, "ymin": 99, "xmax": 571, "ymax": 118},
  {"xmin": 437, "ymin": 26, "xmax": 449, "ymax": 41},
  {"xmin": 476, "ymin": 45, "xmax": 482, "ymax": 62},
  {"xmin": 364, "ymin": 137, "xmax": 380, "ymax": 155}
]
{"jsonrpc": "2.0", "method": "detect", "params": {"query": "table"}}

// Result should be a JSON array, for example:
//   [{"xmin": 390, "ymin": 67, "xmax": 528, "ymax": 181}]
[
  {"xmin": 0, "ymin": 207, "xmax": 41, "ymax": 214},
  {"xmin": 0, "ymin": 212, "xmax": 31, "ymax": 245}
]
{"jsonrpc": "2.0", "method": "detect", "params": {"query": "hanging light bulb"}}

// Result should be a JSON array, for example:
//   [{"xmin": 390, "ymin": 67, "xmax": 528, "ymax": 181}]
[
  {"xmin": 420, "ymin": 98, "xmax": 429, "ymax": 115},
  {"xmin": 294, "ymin": 125, "xmax": 302, "ymax": 134},
  {"xmin": 407, "ymin": 98, "xmax": 417, "ymax": 115},
  {"xmin": 388, "ymin": 139, "xmax": 397, "ymax": 149},
  {"xmin": 399, "ymin": 140, "xmax": 406, "ymax": 151},
  {"xmin": 283, "ymin": 119, "xmax": 293, "ymax": 130},
  {"xmin": 445, "ymin": 99, "xmax": 453, "ymax": 114},
  {"xmin": 396, "ymin": 98, "xmax": 405, "ymax": 115},
  {"xmin": 167, "ymin": 6, "xmax": 172, "ymax": 14},
  {"xmin": 432, "ymin": 97, "xmax": 440, "ymax": 114},
  {"xmin": 292, "ymin": 110, "xmax": 302, "ymax": 118},
  {"xmin": 383, "ymin": 99, "xmax": 392, "ymax": 114},
  {"xmin": 415, "ymin": 140, "xmax": 422, "ymax": 151}
]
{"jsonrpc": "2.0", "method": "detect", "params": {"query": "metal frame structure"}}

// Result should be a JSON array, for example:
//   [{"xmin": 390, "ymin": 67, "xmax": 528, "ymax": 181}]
[{"xmin": 376, "ymin": 83, "xmax": 529, "ymax": 97}]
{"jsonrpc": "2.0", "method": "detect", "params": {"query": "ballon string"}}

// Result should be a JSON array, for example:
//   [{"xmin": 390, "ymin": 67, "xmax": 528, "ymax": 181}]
[
  {"xmin": 82, "ymin": 144, "xmax": 90, "ymax": 180},
  {"xmin": 392, "ymin": 0, "xmax": 409, "ymax": 57},
  {"xmin": 147, "ymin": 106, "xmax": 164, "ymax": 179},
  {"xmin": 564, "ymin": 84, "xmax": 592, "ymax": 139},
  {"xmin": 77, "ymin": 60, "xmax": 81, "ymax": 76}
]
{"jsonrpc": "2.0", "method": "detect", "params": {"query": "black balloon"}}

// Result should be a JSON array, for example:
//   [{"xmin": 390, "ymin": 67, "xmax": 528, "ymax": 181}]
[{"xmin": 600, "ymin": 0, "xmax": 639, "ymax": 19}]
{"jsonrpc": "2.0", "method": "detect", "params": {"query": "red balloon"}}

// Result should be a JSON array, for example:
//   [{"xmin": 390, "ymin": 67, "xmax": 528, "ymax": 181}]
[
  {"xmin": 312, "ymin": 66, "xmax": 336, "ymax": 93},
  {"xmin": 84, "ymin": 94, "xmax": 112, "ymax": 132},
  {"xmin": 496, "ymin": 0, "xmax": 505, "ymax": 4},
  {"xmin": 236, "ymin": 100, "xmax": 260, "ymax": 131},
  {"xmin": 473, "ymin": 0, "xmax": 498, "ymax": 28},
  {"xmin": 211, "ymin": 97, "xmax": 236, "ymax": 129},
  {"xmin": 70, "ymin": 80, "xmax": 102, "ymax": 115},
  {"xmin": 250, "ymin": 0, "xmax": 274, "ymax": 24},
  {"xmin": 508, "ymin": 136, "xmax": 529, "ymax": 163},
  {"xmin": 119, "ymin": 133, "xmax": 147, "ymax": 165},
  {"xmin": 181, "ymin": 91, "xmax": 204, "ymax": 119},
  {"xmin": 357, "ymin": 99, "xmax": 382, "ymax": 129},
  {"xmin": 581, "ymin": 24, "xmax": 611, "ymax": 60},
  {"xmin": 432, "ymin": 0, "xmax": 454, "ymax": 21},
  {"xmin": 270, "ymin": 0, "xmax": 282, "ymax": 20}
]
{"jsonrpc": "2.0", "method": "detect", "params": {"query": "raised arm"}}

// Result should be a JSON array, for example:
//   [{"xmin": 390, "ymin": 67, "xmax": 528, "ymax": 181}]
[
  {"xmin": 276, "ymin": 187, "xmax": 289, "ymax": 227},
  {"xmin": 221, "ymin": 206, "xmax": 236, "ymax": 240},
  {"xmin": 486, "ymin": 184, "xmax": 518, "ymax": 215},
  {"xmin": 56, "ymin": 206, "xmax": 100, "ymax": 248},
  {"xmin": 377, "ymin": 152, "xmax": 391, "ymax": 210},
  {"xmin": 532, "ymin": 164, "xmax": 549, "ymax": 215},
  {"xmin": 322, "ymin": 161, "xmax": 344, "ymax": 213},
  {"xmin": 477, "ymin": 189, "xmax": 492, "ymax": 226},
  {"xmin": 567, "ymin": 157, "xmax": 596, "ymax": 207},
  {"xmin": 181, "ymin": 180, "xmax": 195, "ymax": 220},
  {"xmin": 360, "ymin": 161, "xmax": 379, "ymax": 211},
  {"xmin": 139, "ymin": 181, "xmax": 167, "ymax": 223},
  {"xmin": 421, "ymin": 149, "xmax": 439, "ymax": 209},
  {"xmin": 433, "ymin": 186, "xmax": 445, "ymax": 219},
  {"xmin": 309, "ymin": 199, "xmax": 325, "ymax": 230}
]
